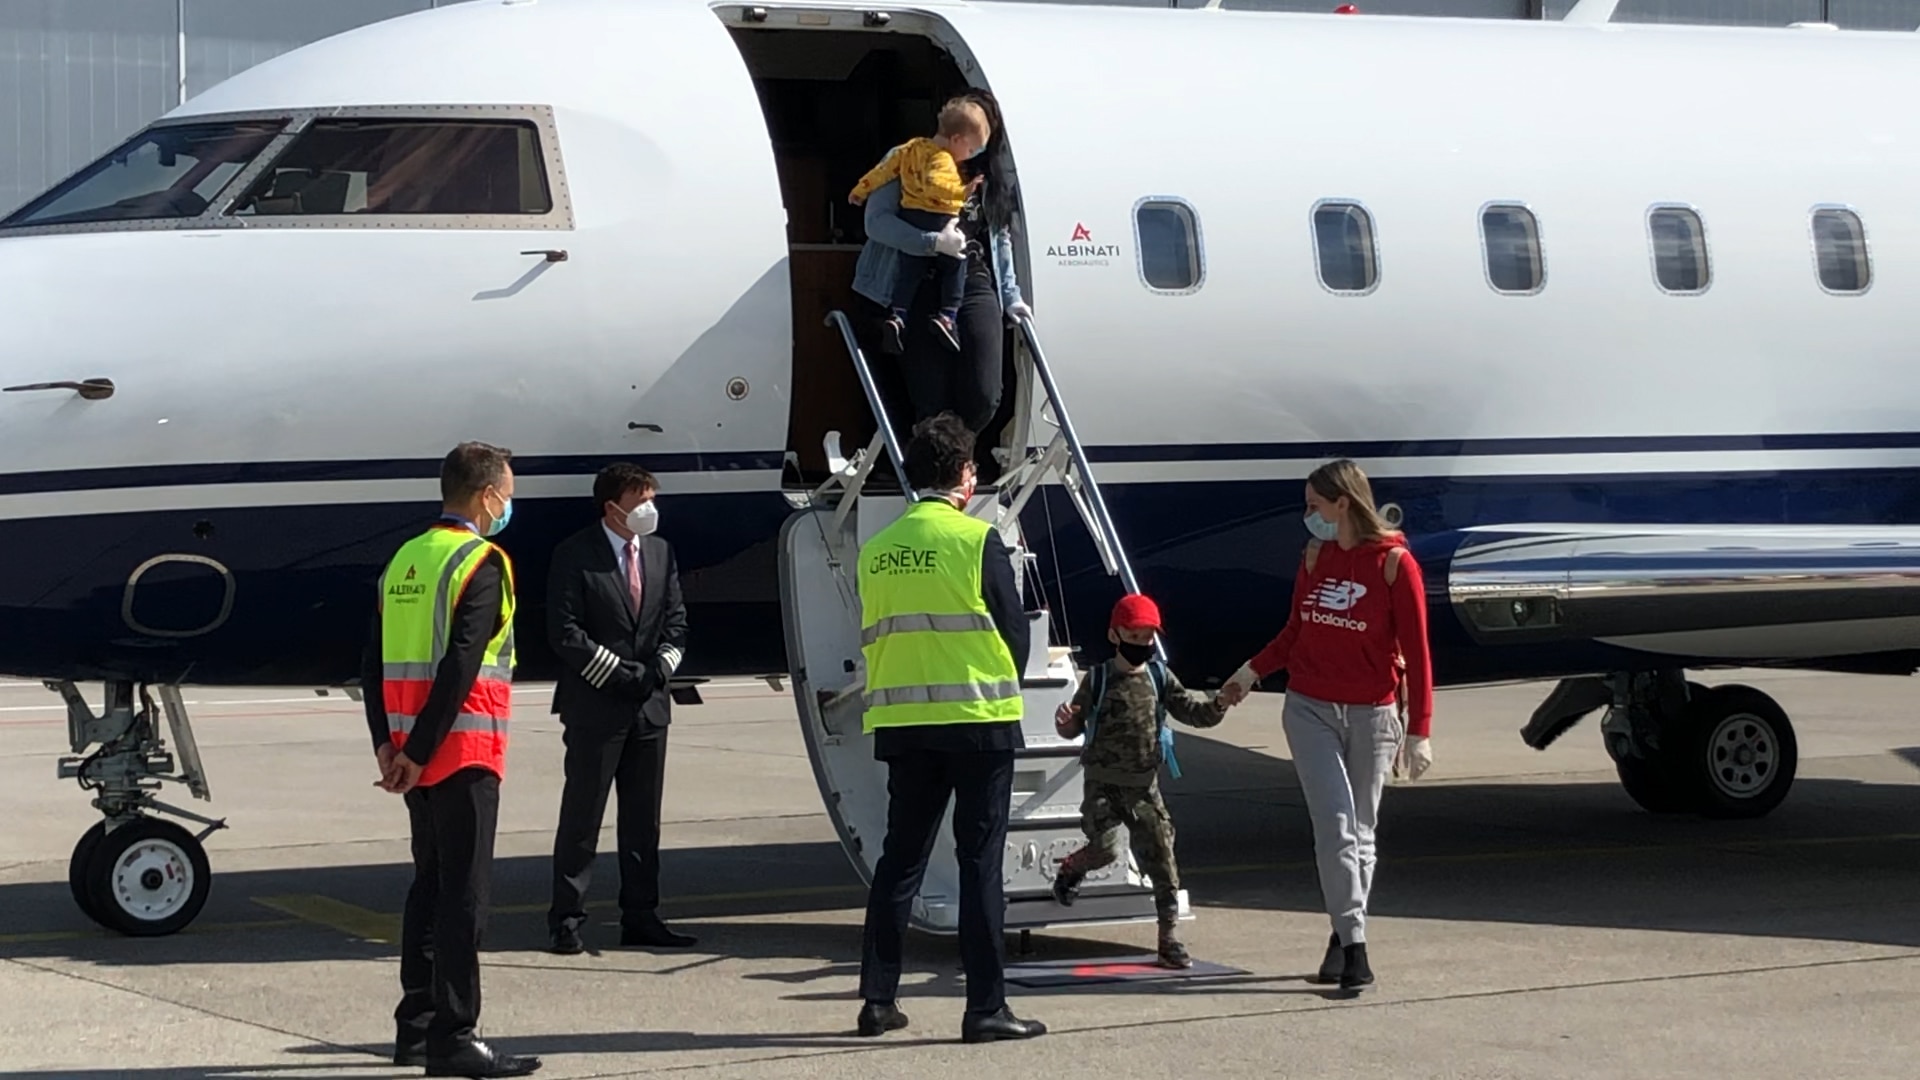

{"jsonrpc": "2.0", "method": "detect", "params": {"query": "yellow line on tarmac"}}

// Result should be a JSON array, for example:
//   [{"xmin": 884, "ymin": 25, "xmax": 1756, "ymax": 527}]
[
  {"xmin": 254, "ymin": 895, "xmax": 400, "ymax": 944},
  {"xmin": 490, "ymin": 882, "xmax": 864, "ymax": 917},
  {"xmin": 0, "ymin": 918, "xmax": 301, "ymax": 947}
]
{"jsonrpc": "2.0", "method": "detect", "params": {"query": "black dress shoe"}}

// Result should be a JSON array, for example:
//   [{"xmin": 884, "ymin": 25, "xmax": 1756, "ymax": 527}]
[
  {"xmin": 621, "ymin": 916, "xmax": 696, "ymax": 949},
  {"xmin": 548, "ymin": 926, "xmax": 584, "ymax": 955},
  {"xmin": 960, "ymin": 1006, "xmax": 1047, "ymax": 1043},
  {"xmin": 856, "ymin": 1001, "xmax": 910, "ymax": 1036},
  {"xmin": 395, "ymin": 1024, "xmax": 428, "ymax": 1067},
  {"xmin": 425, "ymin": 1038, "xmax": 541, "ymax": 1078},
  {"xmin": 1313, "ymin": 932, "xmax": 1344, "ymax": 984},
  {"xmin": 1339, "ymin": 943, "xmax": 1374, "ymax": 993}
]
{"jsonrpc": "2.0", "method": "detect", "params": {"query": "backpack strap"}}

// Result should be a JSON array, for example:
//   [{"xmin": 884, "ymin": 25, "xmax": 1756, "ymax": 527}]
[
  {"xmin": 1149, "ymin": 660, "xmax": 1182, "ymax": 780},
  {"xmin": 1384, "ymin": 548, "xmax": 1409, "ymax": 723},
  {"xmin": 1084, "ymin": 661, "xmax": 1109, "ymax": 745}
]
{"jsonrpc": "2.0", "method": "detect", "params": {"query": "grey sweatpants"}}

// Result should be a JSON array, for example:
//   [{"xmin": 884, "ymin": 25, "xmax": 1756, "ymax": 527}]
[{"xmin": 1282, "ymin": 691, "xmax": 1402, "ymax": 945}]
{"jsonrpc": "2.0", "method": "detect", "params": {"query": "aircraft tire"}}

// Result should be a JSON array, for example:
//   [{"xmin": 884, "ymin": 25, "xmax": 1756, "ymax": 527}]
[
  {"xmin": 1676, "ymin": 684, "xmax": 1798, "ymax": 820},
  {"xmin": 1614, "ymin": 752, "xmax": 1696, "ymax": 815},
  {"xmin": 68, "ymin": 822, "xmax": 109, "ymax": 927},
  {"xmin": 84, "ymin": 818, "xmax": 212, "ymax": 937}
]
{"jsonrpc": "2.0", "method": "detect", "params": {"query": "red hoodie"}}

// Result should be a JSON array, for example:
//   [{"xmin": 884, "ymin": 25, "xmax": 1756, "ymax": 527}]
[{"xmin": 1247, "ymin": 534, "xmax": 1434, "ymax": 737}]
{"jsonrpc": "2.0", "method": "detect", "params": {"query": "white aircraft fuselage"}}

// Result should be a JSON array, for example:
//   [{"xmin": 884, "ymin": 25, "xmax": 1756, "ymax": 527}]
[{"xmin": 4, "ymin": 0, "xmax": 1920, "ymax": 694}]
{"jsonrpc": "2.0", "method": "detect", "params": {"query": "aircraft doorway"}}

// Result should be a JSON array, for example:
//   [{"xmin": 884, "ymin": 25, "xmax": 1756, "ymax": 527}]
[{"xmin": 722, "ymin": 11, "xmax": 1031, "ymax": 489}]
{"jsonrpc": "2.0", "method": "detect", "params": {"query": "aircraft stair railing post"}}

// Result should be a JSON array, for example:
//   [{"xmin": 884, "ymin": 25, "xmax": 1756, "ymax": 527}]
[
  {"xmin": 824, "ymin": 310, "xmax": 911, "ymax": 496},
  {"xmin": 1012, "ymin": 314, "xmax": 1165, "ymax": 663}
]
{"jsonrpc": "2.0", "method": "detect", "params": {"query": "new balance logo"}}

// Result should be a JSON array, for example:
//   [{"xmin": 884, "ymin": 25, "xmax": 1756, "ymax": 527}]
[
  {"xmin": 1311, "ymin": 579, "xmax": 1366, "ymax": 612},
  {"xmin": 1303, "ymin": 578, "xmax": 1368, "ymax": 631}
]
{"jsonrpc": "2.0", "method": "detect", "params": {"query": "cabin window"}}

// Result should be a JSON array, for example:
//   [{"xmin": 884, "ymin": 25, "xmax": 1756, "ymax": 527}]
[
  {"xmin": 1480, "ymin": 203, "xmax": 1544, "ymax": 294},
  {"xmin": 1810, "ymin": 207, "xmax": 1870, "ymax": 294},
  {"xmin": 1134, "ymin": 198, "xmax": 1204, "ymax": 293},
  {"xmin": 1312, "ymin": 201, "xmax": 1379, "ymax": 294},
  {"xmin": 1647, "ymin": 206, "xmax": 1710, "ymax": 294},
  {"xmin": 230, "ymin": 119, "xmax": 553, "ymax": 217},
  {"xmin": 0, "ymin": 120, "xmax": 286, "ymax": 228}
]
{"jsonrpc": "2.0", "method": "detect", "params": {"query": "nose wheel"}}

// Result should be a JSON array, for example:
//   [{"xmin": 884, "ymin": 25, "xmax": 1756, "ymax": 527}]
[
  {"xmin": 71, "ymin": 818, "xmax": 213, "ymax": 936},
  {"xmin": 55, "ymin": 680, "xmax": 224, "ymax": 936}
]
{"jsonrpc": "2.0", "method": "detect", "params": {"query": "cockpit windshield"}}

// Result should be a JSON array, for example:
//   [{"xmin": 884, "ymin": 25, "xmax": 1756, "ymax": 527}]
[{"xmin": 1, "ymin": 120, "xmax": 285, "ymax": 228}]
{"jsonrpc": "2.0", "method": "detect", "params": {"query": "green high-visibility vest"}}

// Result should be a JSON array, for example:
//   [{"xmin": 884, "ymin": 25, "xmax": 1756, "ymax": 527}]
[
  {"xmin": 858, "ymin": 498, "xmax": 1023, "ymax": 731},
  {"xmin": 378, "ymin": 523, "xmax": 517, "ymax": 785}
]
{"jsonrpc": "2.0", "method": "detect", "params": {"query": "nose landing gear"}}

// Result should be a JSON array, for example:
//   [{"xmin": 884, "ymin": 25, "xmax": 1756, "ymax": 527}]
[{"xmin": 56, "ymin": 681, "xmax": 225, "ymax": 936}]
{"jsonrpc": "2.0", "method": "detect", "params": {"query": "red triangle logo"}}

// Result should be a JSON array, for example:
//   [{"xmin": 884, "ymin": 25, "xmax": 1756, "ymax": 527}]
[{"xmin": 1070, "ymin": 223, "xmax": 1092, "ymax": 242}]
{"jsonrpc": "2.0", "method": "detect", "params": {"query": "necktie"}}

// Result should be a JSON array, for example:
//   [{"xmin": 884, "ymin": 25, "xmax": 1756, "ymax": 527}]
[{"xmin": 626, "ymin": 537, "xmax": 643, "ymax": 614}]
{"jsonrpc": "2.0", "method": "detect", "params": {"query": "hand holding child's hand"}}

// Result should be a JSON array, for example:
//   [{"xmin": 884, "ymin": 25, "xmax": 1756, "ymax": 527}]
[{"xmin": 1054, "ymin": 702, "xmax": 1082, "ymax": 738}]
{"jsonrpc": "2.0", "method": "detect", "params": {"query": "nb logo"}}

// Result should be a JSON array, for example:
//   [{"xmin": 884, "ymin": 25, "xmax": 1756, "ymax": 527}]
[{"xmin": 1310, "ymin": 579, "xmax": 1367, "ymax": 612}]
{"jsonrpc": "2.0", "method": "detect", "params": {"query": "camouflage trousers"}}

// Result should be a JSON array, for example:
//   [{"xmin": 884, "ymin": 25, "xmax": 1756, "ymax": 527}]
[{"xmin": 1058, "ymin": 780, "xmax": 1181, "ymax": 917}]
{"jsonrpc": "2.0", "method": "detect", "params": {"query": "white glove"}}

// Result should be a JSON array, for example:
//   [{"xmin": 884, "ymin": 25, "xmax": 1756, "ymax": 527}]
[
  {"xmin": 1219, "ymin": 663, "xmax": 1258, "ymax": 707},
  {"xmin": 933, "ymin": 221, "xmax": 966, "ymax": 259},
  {"xmin": 1007, "ymin": 300, "xmax": 1033, "ymax": 322},
  {"xmin": 1394, "ymin": 735, "xmax": 1433, "ymax": 782}
]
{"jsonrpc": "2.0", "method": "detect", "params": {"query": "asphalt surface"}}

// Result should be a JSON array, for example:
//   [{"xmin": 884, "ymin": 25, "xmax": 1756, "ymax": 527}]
[{"xmin": 2, "ymin": 669, "xmax": 1918, "ymax": 1078}]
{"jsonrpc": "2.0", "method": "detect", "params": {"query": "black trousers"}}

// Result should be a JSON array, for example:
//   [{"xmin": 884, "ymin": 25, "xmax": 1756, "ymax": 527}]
[
  {"xmin": 858, "ymin": 747, "xmax": 1016, "ymax": 1016},
  {"xmin": 396, "ymin": 766, "xmax": 499, "ymax": 1053},
  {"xmin": 892, "ymin": 275, "xmax": 1005, "ymax": 436},
  {"xmin": 891, "ymin": 208, "xmax": 965, "ymax": 315},
  {"xmin": 548, "ymin": 722, "xmax": 669, "ymax": 933}
]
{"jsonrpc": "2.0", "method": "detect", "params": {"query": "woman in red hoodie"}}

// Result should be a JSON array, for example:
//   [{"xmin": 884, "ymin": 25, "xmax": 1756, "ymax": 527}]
[{"xmin": 1219, "ymin": 459, "xmax": 1433, "ymax": 993}]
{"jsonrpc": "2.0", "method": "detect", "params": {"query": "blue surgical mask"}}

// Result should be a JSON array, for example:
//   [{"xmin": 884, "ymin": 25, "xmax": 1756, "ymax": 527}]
[
  {"xmin": 1304, "ymin": 510, "xmax": 1339, "ymax": 542},
  {"xmin": 485, "ymin": 495, "xmax": 513, "ymax": 537}
]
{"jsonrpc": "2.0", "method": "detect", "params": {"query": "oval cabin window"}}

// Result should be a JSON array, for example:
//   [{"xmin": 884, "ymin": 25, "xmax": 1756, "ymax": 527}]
[
  {"xmin": 1134, "ymin": 199, "xmax": 1204, "ymax": 293},
  {"xmin": 1312, "ymin": 201, "xmax": 1379, "ymax": 294}
]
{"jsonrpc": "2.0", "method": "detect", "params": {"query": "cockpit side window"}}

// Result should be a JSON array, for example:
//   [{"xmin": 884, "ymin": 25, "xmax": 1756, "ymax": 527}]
[
  {"xmin": 1, "ymin": 121, "xmax": 285, "ymax": 228},
  {"xmin": 229, "ymin": 119, "xmax": 553, "ymax": 217}
]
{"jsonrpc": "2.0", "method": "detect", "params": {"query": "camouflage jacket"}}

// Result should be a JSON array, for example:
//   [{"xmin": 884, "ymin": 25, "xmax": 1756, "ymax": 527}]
[{"xmin": 1064, "ymin": 659, "xmax": 1225, "ymax": 786}]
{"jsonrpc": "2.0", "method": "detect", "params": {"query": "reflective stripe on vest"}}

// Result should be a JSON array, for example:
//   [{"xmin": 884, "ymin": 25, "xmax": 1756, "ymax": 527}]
[
  {"xmin": 857, "ymin": 499, "xmax": 1023, "ymax": 731},
  {"xmin": 859, "ymin": 612, "xmax": 998, "ymax": 646},
  {"xmin": 379, "ymin": 524, "xmax": 517, "ymax": 785}
]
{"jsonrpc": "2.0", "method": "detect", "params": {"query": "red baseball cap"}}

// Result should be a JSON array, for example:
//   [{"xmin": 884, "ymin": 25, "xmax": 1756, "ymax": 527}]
[{"xmin": 1110, "ymin": 593, "xmax": 1162, "ymax": 631}]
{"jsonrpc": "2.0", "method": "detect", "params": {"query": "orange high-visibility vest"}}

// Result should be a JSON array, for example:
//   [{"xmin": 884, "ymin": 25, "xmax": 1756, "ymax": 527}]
[{"xmin": 378, "ymin": 523, "xmax": 516, "ymax": 786}]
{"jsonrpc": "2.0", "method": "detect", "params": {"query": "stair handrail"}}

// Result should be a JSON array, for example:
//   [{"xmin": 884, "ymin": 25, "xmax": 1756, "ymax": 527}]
[
  {"xmin": 824, "ymin": 310, "xmax": 913, "ymax": 495},
  {"xmin": 1014, "ymin": 314, "xmax": 1146, "ymax": 601}
]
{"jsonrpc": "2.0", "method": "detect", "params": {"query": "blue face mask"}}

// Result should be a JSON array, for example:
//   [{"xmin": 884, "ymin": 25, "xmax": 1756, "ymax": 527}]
[
  {"xmin": 1304, "ymin": 510, "xmax": 1340, "ymax": 542},
  {"xmin": 485, "ymin": 495, "xmax": 513, "ymax": 537}
]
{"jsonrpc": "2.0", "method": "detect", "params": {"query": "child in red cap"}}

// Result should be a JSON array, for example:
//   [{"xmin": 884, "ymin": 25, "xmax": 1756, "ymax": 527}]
[{"xmin": 1052, "ymin": 592, "xmax": 1229, "ymax": 967}]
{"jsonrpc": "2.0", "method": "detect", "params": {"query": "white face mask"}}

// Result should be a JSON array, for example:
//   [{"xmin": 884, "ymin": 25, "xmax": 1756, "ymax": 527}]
[{"xmin": 625, "ymin": 500, "xmax": 658, "ymax": 536}]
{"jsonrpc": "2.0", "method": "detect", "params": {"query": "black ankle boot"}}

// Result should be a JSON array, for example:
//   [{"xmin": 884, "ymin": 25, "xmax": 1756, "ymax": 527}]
[
  {"xmin": 1339, "ymin": 942, "xmax": 1374, "ymax": 992},
  {"xmin": 1051, "ymin": 865, "xmax": 1084, "ymax": 906},
  {"xmin": 1313, "ymin": 932, "xmax": 1344, "ymax": 984}
]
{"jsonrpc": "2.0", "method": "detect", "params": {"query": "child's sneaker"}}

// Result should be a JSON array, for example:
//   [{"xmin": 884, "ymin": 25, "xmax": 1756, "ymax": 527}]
[
  {"xmin": 879, "ymin": 316, "xmax": 906, "ymax": 355},
  {"xmin": 1051, "ymin": 863, "xmax": 1083, "ymax": 906},
  {"xmin": 931, "ymin": 313, "xmax": 961, "ymax": 352},
  {"xmin": 1157, "ymin": 922, "xmax": 1192, "ymax": 970}
]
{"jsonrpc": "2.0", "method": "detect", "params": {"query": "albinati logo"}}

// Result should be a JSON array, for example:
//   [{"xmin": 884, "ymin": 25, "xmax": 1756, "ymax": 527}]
[
  {"xmin": 1305, "ymin": 579, "xmax": 1369, "ymax": 631},
  {"xmin": 1047, "ymin": 222, "xmax": 1119, "ymax": 266},
  {"xmin": 404, "ymin": 565, "xmax": 417, "ymax": 581}
]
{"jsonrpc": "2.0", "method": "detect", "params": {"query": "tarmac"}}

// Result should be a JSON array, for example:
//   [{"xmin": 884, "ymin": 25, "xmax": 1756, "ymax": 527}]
[{"xmin": 3, "ymin": 668, "xmax": 1919, "ymax": 1078}]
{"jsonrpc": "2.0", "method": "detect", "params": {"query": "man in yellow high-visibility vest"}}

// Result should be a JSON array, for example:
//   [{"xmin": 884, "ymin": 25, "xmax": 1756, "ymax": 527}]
[
  {"xmin": 362, "ymin": 442, "xmax": 540, "ymax": 1079},
  {"xmin": 853, "ymin": 412, "xmax": 1047, "ymax": 1045}
]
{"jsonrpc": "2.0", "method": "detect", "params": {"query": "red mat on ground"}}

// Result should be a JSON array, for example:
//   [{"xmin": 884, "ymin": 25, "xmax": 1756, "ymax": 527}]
[{"xmin": 1005, "ymin": 955, "xmax": 1246, "ymax": 987}]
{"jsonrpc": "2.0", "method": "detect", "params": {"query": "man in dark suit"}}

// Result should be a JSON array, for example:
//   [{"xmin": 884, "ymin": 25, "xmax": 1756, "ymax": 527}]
[{"xmin": 545, "ymin": 462, "xmax": 694, "ymax": 954}]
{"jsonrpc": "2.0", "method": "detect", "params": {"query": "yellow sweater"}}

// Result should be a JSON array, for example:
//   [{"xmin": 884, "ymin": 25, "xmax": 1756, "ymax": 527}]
[{"xmin": 848, "ymin": 137, "xmax": 969, "ymax": 216}]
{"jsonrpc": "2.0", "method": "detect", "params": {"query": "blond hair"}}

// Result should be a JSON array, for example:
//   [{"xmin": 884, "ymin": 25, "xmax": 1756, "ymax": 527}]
[
  {"xmin": 936, "ymin": 99, "xmax": 990, "ymax": 143},
  {"xmin": 1308, "ymin": 459, "xmax": 1399, "ymax": 543}
]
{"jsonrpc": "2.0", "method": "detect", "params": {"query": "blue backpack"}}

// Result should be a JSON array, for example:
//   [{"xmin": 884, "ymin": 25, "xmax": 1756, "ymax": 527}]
[{"xmin": 1082, "ymin": 660, "xmax": 1182, "ymax": 780}]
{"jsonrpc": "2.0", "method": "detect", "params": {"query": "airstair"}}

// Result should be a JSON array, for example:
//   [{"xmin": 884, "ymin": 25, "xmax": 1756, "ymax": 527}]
[{"xmin": 776, "ymin": 310, "xmax": 1178, "ymax": 934}]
